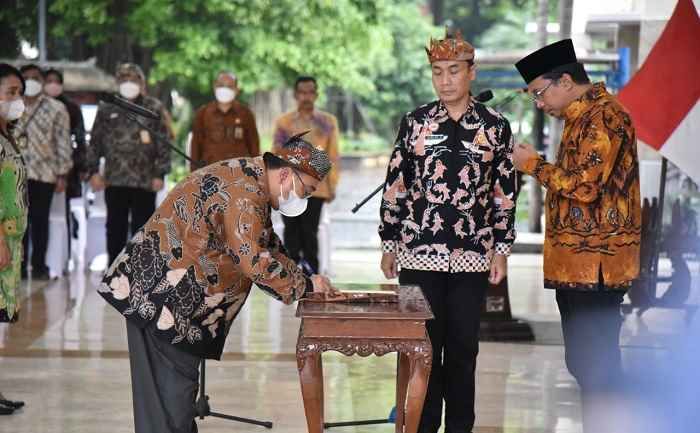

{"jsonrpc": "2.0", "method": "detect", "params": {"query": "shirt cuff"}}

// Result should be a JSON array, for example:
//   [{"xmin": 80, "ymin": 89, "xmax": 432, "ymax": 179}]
[
  {"xmin": 495, "ymin": 242, "xmax": 512, "ymax": 257},
  {"xmin": 521, "ymin": 155, "xmax": 542, "ymax": 176},
  {"xmin": 381, "ymin": 240, "xmax": 397, "ymax": 253}
]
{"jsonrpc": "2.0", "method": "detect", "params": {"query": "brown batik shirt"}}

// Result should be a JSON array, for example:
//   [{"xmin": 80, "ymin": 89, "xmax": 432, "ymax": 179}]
[
  {"xmin": 521, "ymin": 83, "xmax": 641, "ymax": 291},
  {"xmin": 190, "ymin": 101, "xmax": 260, "ymax": 171},
  {"xmin": 98, "ymin": 156, "xmax": 311, "ymax": 359}
]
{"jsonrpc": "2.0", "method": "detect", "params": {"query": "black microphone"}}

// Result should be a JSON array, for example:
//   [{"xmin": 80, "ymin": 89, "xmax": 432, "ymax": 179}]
[
  {"xmin": 494, "ymin": 88, "xmax": 527, "ymax": 110},
  {"xmin": 98, "ymin": 93, "xmax": 160, "ymax": 120},
  {"xmin": 474, "ymin": 89, "xmax": 494, "ymax": 103}
]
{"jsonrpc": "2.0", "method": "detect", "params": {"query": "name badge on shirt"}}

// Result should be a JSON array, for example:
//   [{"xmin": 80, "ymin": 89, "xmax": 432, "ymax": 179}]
[
  {"xmin": 140, "ymin": 130, "xmax": 152, "ymax": 144},
  {"xmin": 424, "ymin": 134, "xmax": 447, "ymax": 147},
  {"xmin": 234, "ymin": 127, "xmax": 244, "ymax": 139}
]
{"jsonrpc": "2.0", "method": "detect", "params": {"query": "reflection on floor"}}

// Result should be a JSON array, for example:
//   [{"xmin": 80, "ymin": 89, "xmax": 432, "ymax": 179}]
[{"xmin": 1, "ymin": 252, "xmax": 697, "ymax": 433}]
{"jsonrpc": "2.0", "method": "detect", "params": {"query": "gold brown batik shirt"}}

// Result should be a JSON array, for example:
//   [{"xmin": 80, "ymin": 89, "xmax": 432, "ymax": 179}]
[
  {"xmin": 98, "ymin": 157, "xmax": 310, "ymax": 359},
  {"xmin": 521, "ymin": 83, "xmax": 641, "ymax": 291}
]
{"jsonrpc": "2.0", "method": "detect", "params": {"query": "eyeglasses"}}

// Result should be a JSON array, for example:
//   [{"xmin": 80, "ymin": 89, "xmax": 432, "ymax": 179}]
[
  {"xmin": 293, "ymin": 171, "xmax": 314, "ymax": 199},
  {"xmin": 530, "ymin": 81, "xmax": 554, "ymax": 103}
]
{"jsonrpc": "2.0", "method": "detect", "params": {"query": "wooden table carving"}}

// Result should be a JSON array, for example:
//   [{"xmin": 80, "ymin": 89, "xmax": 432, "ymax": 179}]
[{"xmin": 296, "ymin": 284, "xmax": 434, "ymax": 433}]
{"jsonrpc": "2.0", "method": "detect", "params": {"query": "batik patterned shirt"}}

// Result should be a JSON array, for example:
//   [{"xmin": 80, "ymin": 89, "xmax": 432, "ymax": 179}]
[
  {"xmin": 521, "ymin": 83, "xmax": 641, "ymax": 291},
  {"xmin": 86, "ymin": 95, "xmax": 171, "ymax": 190},
  {"xmin": 379, "ymin": 99, "xmax": 517, "ymax": 273},
  {"xmin": 273, "ymin": 110, "xmax": 340, "ymax": 200},
  {"xmin": 16, "ymin": 94, "xmax": 72, "ymax": 183},
  {"xmin": 98, "ymin": 157, "xmax": 310, "ymax": 359}
]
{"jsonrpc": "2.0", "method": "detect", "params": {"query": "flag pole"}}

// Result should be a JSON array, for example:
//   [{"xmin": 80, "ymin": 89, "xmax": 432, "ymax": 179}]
[{"xmin": 648, "ymin": 157, "xmax": 668, "ymax": 299}]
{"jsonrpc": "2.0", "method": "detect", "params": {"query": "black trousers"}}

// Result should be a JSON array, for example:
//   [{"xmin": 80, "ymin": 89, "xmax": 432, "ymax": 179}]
[
  {"xmin": 399, "ymin": 269, "xmax": 489, "ymax": 433},
  {"xmin": 105, "ymin": 186, "xmax": 156, "ymax": 266},
  {"xmin": 126, "ymin": 319, "xmax": 200, "ymax": 433},
  {"xmin": 556, "ymin": 289, "xmax": 625, "ymax": 433},
  {"xmin": 282, "ymin": 197, "xmax": 324, "ymax": 273},
  {"xmin": 22, "ymin": 179, "xmax": 55, "ymax": 274}
]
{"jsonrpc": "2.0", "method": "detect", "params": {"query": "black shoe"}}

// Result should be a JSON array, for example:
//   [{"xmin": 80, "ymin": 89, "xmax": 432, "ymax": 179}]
[
  {"xmin": 0, "ymin": 399, "xmax": 24, "ymax": 409},
  {"xmin": 31, "ymin": 269, "xmax": 50, "ymax": 281},
  {"xmin": 0, "ymin": 405, "xmax": 14, "ymax": 415}
]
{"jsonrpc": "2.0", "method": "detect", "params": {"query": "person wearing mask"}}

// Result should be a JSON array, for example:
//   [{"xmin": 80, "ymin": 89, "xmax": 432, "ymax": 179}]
[
  {"xmin": 17, "ymin": 64, "xmax": 72, "ymax": 280},
  {"xmin": 189, "ymin": 71, "xmax": 260, "ymax": 171},
  {"xmin": 98, "ymin": 133, "xmax": 336, "ymax": 433},
  {"xmin": 86, "ymin": 63, "xmax": 171, "ymax": 266},
  {"xmin": 272, "ymin": 76, "xmax": 340, "ymax": 274},
  {"xmin": 44, "ymin": 68, "xmax": 87, "ymax": 268},
  {"xmin": 0, "ymin": 63, "xmax": 29, "ymax": 414}
]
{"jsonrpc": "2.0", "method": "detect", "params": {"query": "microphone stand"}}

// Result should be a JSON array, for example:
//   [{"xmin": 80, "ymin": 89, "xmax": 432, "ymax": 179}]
[
  {"xmin": 121, "ymin": 111, "xmax": 206, "ymax": 169},
  {"xmin": 117, "ymin": 107, "xmax": 272, "ymax": 429}
]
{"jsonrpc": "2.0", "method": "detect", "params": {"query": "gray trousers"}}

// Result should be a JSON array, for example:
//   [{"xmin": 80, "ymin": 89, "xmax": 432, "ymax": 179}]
[{"xmin": 126, "ymin": 319, "xmax": 200, "ymax": 433}]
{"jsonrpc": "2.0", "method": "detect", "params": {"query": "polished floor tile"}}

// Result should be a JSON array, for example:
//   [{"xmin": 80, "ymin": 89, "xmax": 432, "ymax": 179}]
[{"xmin": 1, "ymin": 252, "xmax": 697, "ymax": 433}]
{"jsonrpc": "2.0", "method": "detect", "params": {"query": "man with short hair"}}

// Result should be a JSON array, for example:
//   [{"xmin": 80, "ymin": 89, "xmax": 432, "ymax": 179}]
[
  {"xmin": 17, "ymin": 64, "xmax": 72, "ymax": 280},
  {"xmin": 513, "ymin": 39, "xmax": 641, "ymax": 433},
  {"xmin": 273, "ymin": 76, "xmax": 340, "ymax": 273},
  {"xmin": 86, "ymin": 63, "xmax": 171, "ymax": 266},
  {"xmin": 98, "ymin": 133, "xmax": 336, "ymax": 433},
  {"xmin": 189, "ymin": 71, "xmax": 260, "ymax": 171},
  {"xmin": 379, "ymin": 30, "xmax": 517, "ymax": 433}
]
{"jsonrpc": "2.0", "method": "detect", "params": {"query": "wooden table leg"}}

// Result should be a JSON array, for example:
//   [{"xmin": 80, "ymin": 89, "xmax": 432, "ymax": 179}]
[
  {"xmin": 395, "ymin": 352, "xmax": 410, "ymax": 433},
  {"xmin": 403, "ymin": 348, "xmax": 431, "ymax": 433},
  {"xmin": 298, "ymin": 348, "xmax": 324, "ymax": 433}
]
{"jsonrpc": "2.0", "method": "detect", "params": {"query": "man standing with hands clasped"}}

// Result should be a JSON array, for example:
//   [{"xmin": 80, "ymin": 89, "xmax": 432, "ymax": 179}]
[
  {"xmin": 189, "ymin": 71, "xmax": 260, "ymax": 171},
  {"xmin": 86, "ymin": 63, "xmax": 171, "ymax": 267},
  {"xmin": 379, "ymin": 30, "xmax": 517, "ymax": 433},
  {"xmin": 513, "ymin": 39, "xmax": 641, "ymax": 433}
]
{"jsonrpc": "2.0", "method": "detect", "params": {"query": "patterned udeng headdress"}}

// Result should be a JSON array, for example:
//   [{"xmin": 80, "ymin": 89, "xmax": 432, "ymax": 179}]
[
  {"xmin": 425, "ymin": 29, "xmax": 475, "ymax": 63},
  {"xmin": 273, "ymin": 131, "xmax": 332, "ymax": 181}
]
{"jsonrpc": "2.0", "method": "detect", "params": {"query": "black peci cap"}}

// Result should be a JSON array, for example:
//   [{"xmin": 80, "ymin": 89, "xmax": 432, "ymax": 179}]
[{"xmin": 515, "ymin": 39, "xmax": 579, "ymax": 84}]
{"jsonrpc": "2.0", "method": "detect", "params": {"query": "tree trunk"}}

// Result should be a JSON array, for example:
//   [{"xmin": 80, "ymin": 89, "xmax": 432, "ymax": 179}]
[
  {"xmin": 430, "ymin": 0, "xmax": 444, "ymax": 26},
  {"xmin": 547, "ymin": 0, "xmax": 574, "ymax": 163},
  {"xmin": 528, "ymin": 0, "xmax": 549, "ymax": 233}
]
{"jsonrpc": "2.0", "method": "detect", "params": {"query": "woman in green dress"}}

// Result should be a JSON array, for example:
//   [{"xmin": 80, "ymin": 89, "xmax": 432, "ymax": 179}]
[{"xmin": 0, "ymin": 63, "xmax": 28, "ymax": 415}]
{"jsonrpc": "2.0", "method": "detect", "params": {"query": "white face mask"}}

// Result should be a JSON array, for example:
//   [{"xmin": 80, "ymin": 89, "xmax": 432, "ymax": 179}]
[
  {"xmin": 278, "ymin": 174, "xmax": 308, "ymax": 217},
  {"xmin": 215, "ymin": 87, "xmax": 236, "ymax": 104},
  {"xmin": 24, "ymin": 79, "xmax": 43, "ymax": 97},
  {"xmin": 119, "ymin": 81, "xmax": 141, "ymax": 100},
  {"xmin": 44, "ymin": 82, "xmax": 63, "ymax": 98},
  {"xmin": 0, "ymin": 98, "xmax": 26, "ymax": 121}
]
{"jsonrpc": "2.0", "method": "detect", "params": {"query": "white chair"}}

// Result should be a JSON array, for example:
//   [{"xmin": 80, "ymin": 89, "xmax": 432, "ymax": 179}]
[{"xmin": 46, "ymin": 191, "xmax": 69, "ymax": 278}]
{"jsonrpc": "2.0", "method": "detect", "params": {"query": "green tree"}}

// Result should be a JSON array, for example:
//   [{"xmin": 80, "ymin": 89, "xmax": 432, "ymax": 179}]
[
  {"xmin": 47, "ymin": 0, "xmax": 394, "ymax": 104},
  {"xmin": 356, "ymin": 1, "xmax": 439, "ymax": 139}
]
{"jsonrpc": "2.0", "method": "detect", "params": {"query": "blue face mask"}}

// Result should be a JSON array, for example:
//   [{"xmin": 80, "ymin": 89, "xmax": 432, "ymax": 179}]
[{"xmin": 278, "ymin": 174, "xmax": 308, "ymax": 217}]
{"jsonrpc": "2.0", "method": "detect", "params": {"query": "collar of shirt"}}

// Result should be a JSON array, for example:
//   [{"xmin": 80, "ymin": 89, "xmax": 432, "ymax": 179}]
[
  {"xmin": 292, "ymin": 109, "xmax": 318, "ymax": 123},
  {"xmin": 253, "ymin": 156, "xmax": 270, "ymax": 199},
  {"xmin": 436, "ymin": 97, "xmax": 476, "ymax": 124},
  {"xmin": 24, "ymin": 93, "xmax": 47, "ymax": 114},
  {"xmin": 213, "ymin": 100, "xmax": 239, "ymax": 116},
  {"xmin": 563, "ymin": 82, "xmax": 607, "ymax": 121}
]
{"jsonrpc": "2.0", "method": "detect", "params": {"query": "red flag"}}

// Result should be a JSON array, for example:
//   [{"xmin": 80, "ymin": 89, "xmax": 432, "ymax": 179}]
[{"xmin": 619, "ymin": 0, "xmax": 700, "ymax": 182}]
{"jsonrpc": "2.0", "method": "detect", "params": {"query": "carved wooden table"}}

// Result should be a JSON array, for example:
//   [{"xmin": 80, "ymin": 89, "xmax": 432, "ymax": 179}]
[{"xmin": 296, "ymin": 284, "xmax": 434, "ymax": 433}]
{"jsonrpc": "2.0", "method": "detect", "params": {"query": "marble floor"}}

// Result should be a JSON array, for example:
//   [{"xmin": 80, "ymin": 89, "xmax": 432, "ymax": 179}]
[{"xmin": 1, "ymin": 251, "xmax": 698, "ymax": 433}]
